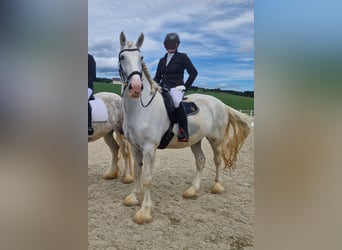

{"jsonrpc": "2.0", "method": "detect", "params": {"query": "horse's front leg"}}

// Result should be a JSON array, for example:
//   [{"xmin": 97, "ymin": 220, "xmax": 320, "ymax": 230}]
[
  {"xmin": 134, "ymin": 145, "xmax": 156, "ymax": 224},
  {"xmin": 122, "ymin": 146, "xmax": 143, "ymax": 206}
]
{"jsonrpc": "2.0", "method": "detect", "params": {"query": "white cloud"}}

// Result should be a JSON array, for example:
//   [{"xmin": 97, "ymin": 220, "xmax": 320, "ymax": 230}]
[
  {"xmin": 205, "ymin": 10, "xmax": 254, "ymax": 31},
  {"xmin": 88, "ymin": 0, "xmax": 254, "ymax": 90},
  {"xmin": 95, "ymin": 56, "xmax": 118, "ymax": 69}
]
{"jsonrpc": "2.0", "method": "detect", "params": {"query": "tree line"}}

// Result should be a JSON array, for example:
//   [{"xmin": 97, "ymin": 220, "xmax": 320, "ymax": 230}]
[
  {"xmin": 190, "ymin": 86, "xmax": 254, "ymax": 98},
  {"xmin": 96, "ymin": 77, "xmax": 254, "ymax": 98}
]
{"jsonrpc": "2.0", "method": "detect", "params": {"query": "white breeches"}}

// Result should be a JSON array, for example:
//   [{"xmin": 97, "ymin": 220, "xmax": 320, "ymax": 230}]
[
  {"xmin": 169, "ymin": 86, "xmax": 185, "ymax": 108},
  {"xmin": 88, "ymin": 88, "xmax": 93, "ymax": 99}
]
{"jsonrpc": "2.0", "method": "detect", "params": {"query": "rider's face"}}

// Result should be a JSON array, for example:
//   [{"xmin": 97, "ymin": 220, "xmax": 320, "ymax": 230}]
[{"xmin": 164, "ymin": 41, "xmax": 178, "ymax": 52}]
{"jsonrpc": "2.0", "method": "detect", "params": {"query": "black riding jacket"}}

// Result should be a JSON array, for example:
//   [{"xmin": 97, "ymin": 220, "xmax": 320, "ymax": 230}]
[
  {"xmin": 88, "ymin": 54, "xmax": 96, "ymax": 90},
  {"xmin": 154, "ymin": 51, "xmax": 198, "ymax": 90}
]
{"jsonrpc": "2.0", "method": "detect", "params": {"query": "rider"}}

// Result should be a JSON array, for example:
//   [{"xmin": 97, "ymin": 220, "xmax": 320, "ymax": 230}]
[
  {"xmin": 88, "ymin": 53, "xmax": 96, "ymax": 135},
  {"xmin": 154, "ymin": 32, "xmax": 198, "ymax": 142}
]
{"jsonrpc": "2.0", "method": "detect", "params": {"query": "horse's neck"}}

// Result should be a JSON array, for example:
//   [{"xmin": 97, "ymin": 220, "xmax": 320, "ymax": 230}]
[
  {"xmin": 142, "ymin": 72, "xmax": 153, "ymax": 97},
  {"xmin": 140, "ymin": 76, "xmax": 161, "ymax": 106},
  {"xmin": 122, "ymin": 76, "xmax": 170, "ymax": 137}
]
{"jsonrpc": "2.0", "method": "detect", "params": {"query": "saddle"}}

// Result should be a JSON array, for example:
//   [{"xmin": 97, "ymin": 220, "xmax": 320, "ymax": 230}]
[{"xmin": 158, "ymin": 90, "xmax": 199, "ymax": 149}]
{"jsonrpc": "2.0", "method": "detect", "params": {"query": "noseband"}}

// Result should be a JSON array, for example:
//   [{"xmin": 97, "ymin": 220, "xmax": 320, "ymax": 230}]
[{"xmin": 118, "ymin": 48, "xmax": 143, "ymax": 90}]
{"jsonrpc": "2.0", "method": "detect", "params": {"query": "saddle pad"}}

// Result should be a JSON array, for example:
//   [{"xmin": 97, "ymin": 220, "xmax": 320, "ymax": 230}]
[
  {"xmin": 183, "ymin": 101, "xmax": 199, "ymax": 116},
  {"xmin": 90, "ymin": 97, "xmax": 108, "ymax": 122}
]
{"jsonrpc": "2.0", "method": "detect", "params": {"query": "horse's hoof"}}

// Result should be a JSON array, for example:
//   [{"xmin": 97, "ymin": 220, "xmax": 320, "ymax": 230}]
[
  {"xmin": 135, "ymin": 208, "xmax": 153, "ymax": 224},
  {"xmin": 211, "ymin": 182, "xmax": 225, "ymax": 194},
  {"xmin": 102, "ymin": 169, "xmax": 119, "ymax": 179},
  {"xmin": 122, "ymin": 174, "xmax": 134, "ymax": 184},
  {"xmin": 122, "ymin": 193, "xmax": 140, "ymax": 206},
  {"xmin": 183, "ymin": 187, "xmax": 197, "ymax": 199}
]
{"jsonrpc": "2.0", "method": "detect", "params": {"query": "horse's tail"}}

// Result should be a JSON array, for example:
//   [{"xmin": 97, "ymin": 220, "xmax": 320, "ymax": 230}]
[{"xmin": 221, "ymin": 107, "xmax": 251, "ymax": 170}]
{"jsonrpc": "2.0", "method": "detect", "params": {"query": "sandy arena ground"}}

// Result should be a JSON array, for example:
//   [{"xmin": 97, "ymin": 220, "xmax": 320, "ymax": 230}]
[{"xmin": 88, "ymin": 127, "xmax": 254, "ymax": 250}]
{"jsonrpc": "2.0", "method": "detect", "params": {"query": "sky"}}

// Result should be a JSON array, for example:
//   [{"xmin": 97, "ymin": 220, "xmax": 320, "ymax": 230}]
[{"xmin": 88, "ymin": 0, "xmax": 254, "ymax": 91}]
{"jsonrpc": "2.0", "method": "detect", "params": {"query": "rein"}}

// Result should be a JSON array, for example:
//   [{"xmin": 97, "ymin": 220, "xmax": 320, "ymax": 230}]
[
  {"xmin": 140, "ymin": 87, "xmax": 157, "ymax": 107},
  {"xmin": 140, "ymin": 59, "xmax": 161, "ymax": 107}
]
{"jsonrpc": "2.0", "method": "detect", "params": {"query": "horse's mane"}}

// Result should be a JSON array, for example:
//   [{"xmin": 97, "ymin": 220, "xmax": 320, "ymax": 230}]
[
  {"xmin": 126, "ymin": 41, "xmax": 135, "ymax": 48},
  {"xmin": 142, "ymin": 60, "xmax": 161, "ymax": 94}
]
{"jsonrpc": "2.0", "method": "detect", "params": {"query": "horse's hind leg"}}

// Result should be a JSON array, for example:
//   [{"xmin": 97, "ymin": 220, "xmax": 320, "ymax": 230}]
[
  {"xmin": 102, "ymin": 131, "xmax": 120, "ymax": 179},
  {"xmin": 115, "ymin": 132, "xmax": 134, "ymax": 183},
  {"xmin": 183, "ymin": 140, "xmax": 205, "ymax": 199},
  {"xmin": 208, "ymin": 138, "xmax": 225, "ymax": 194}
]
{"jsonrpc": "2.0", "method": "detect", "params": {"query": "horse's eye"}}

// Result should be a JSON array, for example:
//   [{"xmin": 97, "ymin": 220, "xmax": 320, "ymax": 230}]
[
  {"xmin": 141, "ymin": 56, "xmax": 144, "ymax": 60},
  {"xmin": 120, "ymin": 55, "xmax": 125, "ymax": 60}
]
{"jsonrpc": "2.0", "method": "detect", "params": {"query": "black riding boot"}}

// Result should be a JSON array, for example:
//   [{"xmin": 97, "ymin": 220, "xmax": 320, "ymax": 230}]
[
  {"xmin": 175, "ymin": 103, "xmax": 189, "ymax": 142},
  {"xmin": 88, "ymin": 102, "xmax": 94, "ymax": 135}
]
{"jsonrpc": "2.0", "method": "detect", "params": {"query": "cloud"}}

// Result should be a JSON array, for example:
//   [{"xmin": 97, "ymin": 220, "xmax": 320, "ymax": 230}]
[
  {"xmin": 95, "ymin": 56, "xmax": 118, "ymax": 69},
  {"xmin": 88, "ymin": 0, "xmax": 254, "ymax": 90},
  {"xmin": 204, "ymin": 9, "xmax": 254, "ymax": 32}
]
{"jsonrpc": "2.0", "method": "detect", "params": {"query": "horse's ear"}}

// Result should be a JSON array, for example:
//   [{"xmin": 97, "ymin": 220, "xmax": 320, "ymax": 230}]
[
  {"xmin": 120, "ymin": 31, "xmax": 126, "ymax": 49},
  {"xmin": 136, "ymin": 33, "xmax": 144, "ymax": 48}
]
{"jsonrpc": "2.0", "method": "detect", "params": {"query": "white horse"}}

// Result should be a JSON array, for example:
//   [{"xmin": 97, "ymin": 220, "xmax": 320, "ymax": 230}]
[
  {"xmin": 119, "ymin": 32, "xmax": 251, "ymax": 224},
  {"xmin": 88, "ymin": 92, "xmax": 134, "ymax": 183}
]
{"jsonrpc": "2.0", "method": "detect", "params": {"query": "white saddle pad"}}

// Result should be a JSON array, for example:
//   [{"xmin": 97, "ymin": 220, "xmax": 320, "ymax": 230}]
[{"xmin": 90, "ymin": 97, "xmax": 108, "ymax": 122}]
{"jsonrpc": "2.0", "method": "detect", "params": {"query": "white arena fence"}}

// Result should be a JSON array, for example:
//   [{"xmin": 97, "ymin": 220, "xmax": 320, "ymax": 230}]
[
  {"xmin": 239, "ymin": 110, "xmax": 254, "ymax": 116},
  {"xmin": 239, "ymin": 110, "xmax": 254, "ymax": 127}
]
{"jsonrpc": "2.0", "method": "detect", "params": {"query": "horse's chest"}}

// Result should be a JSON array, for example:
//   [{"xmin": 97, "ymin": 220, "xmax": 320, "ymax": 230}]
[
  {"xmin": 124, "ymin": 120, "xmax": 146, "ymax": 139},
  {"xmin": 124, "ymin": 118, "xmax": 162, "ymax": 145}
]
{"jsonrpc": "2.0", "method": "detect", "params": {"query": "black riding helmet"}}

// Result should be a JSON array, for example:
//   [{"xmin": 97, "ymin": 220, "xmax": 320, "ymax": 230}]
[{"xmin": 164, "ymin": 32, "xmax": 180, "ymax": 50}]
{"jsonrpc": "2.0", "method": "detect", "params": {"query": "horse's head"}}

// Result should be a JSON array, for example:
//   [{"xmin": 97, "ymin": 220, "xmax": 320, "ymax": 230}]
[{"xmin": 119, "ymin": 31, "xmax": 144, "ymax": 98}]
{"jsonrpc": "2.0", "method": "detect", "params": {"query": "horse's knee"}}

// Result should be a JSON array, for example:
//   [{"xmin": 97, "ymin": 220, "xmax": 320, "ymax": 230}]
[{"xmin": 143, "ymin": 176, "xmax": 152, "ymax": 188}]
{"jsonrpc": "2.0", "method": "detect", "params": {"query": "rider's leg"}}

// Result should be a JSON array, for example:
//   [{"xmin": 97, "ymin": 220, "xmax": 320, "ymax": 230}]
[
  {"xmin": 88, "ymin": 88, "xmax": 94, "ymax": 135},
  {"xmin": 170, "ymin": 87, "xmax": 188, "ymax": 142},
  {"xmin": 175, "ymin": 103, "xmax": 188, "ymax": 142},
  {"xmin": 88, "ymin": 101, "xmax": 94, "ymax": 135}
]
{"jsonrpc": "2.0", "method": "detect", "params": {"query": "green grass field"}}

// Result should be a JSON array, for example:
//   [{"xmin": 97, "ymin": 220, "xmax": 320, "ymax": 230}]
[{"xmin": 93, "ymin": 82, "xmax": 254, "ymax": 111}]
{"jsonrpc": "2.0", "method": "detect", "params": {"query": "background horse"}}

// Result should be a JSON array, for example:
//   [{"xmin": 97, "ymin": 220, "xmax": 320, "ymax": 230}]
[
  {"xmin": 88, "ymin": 92, "xmax": 134, "ymax": 183},
  {"xmin": 119, "ymin": 31, "xmax": 251, "ymax": 224}
]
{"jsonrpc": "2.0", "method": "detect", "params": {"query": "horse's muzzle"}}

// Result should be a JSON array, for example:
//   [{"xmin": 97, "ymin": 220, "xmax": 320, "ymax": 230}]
[{"xmin": 128, "ymin": 78, "xmax": 143, "ymax": 98}]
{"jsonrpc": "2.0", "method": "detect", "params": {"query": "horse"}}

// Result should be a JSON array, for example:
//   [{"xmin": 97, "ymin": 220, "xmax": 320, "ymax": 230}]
[
  {"xmin": 88, "ymin": 91, "xmax": 134, "ymax": 184},
  {"xmin": 118, "ymin": 31, "xmax": 251, "ymax": 224}
]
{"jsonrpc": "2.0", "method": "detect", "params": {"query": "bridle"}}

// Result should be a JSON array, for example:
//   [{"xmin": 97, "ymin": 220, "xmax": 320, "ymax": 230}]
[
  {"xmin": 118, "ymin": 47, "xmax": 158, "ymax": 107},
  {"xmin": 118, "ymin": 48, "xmax": 143, "ymax": 90}
]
